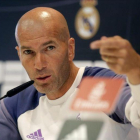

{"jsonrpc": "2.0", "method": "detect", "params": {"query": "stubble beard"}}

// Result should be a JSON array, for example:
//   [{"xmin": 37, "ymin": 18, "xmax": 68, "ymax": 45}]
[{"xmin": 34, "ymin": 59, "xmax": 71, "ymax": 96}]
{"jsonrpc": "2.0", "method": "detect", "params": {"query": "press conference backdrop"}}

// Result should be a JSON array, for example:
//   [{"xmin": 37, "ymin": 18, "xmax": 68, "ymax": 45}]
[{"xmin": 0, "ymin": 0, "xmax": 140, "ymax": 97}]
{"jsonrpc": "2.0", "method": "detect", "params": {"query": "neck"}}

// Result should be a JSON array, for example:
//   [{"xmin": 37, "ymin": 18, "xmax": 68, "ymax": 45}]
[{"xmin": 47, "ymin": 63, "xmax": 79, "ymax": 100}]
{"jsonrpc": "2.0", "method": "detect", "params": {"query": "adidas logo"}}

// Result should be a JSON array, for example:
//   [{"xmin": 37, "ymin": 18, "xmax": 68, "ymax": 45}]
[
  {"xmin": 27, "ymin": 129, "xmax": 44, "ymax": 140},
  {"xmin": 61, "ymin": 124, "xmax": 88, "ymax": 140}
]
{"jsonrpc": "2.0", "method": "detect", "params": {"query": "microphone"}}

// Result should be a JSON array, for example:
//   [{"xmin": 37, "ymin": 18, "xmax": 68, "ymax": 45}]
[{"xmin": 0, "ymin": 80, "xmax": 34, "ymax": 100}]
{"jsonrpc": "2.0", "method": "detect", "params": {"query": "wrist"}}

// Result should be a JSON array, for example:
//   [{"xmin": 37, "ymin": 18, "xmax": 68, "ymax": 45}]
[{"xmin": 126, "ymin": 68, "xmax": 140, "ymax": 85}]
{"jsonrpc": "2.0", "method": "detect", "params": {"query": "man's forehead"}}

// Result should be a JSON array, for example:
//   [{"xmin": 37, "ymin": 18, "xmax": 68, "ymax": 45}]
[
  {"xmin": 18, "ymin": 23, "xmax": 59, "ymax": 41},
  {"xmin": 17, "ymin": 24, "xmax": 67, "ymax": 46},
  {"xmin": 16, "ymin": 14, "xmax": 55, "ymax": 43},
  {"xmin": 15, "ymin": 7, "xmax": 70, "ymax": 45}
]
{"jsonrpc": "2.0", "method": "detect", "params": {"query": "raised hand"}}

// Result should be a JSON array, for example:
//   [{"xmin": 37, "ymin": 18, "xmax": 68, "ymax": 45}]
[{"xmin": 90, "ymin": 36, "xmax": 140, "ymax": 85}]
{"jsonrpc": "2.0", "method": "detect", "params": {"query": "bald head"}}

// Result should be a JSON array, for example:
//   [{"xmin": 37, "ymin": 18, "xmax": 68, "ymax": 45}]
[{"xmin": 15, "ymin": 7, "xmax": 70, "ymax": 46}]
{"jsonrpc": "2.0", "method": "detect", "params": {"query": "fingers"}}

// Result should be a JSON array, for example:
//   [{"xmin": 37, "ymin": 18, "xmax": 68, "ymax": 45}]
[
  {"xmin": 100, "ymin": 35, "xmax": 121, "ymax": 40},
  {"xmin": 90, "ymin": 35, "xmax": 139, "ymax": 75},
  {"xmin": 90, "ymin": 36, "xmax": 128, "ymax": 50},
  {"xmin": 105, "ymin": 63, "xmax": 121, "ymax": 74},
  {"xmin": 101, "ymin": 55, "xmax": 125, "ymax": 65},
  {"xmin": 101, "ymin": 36, "xmax": 108, "ymax": 40},
  {"xmin": 101, "ymin": 55, "xmax": 117, "ymax": 63},
  {"xmin": 90, "ymin": 35, "xmax": 131, "ymax": 58},
  {"xmin": 100, "ymin": 48, "xmax": 128, "ymax": 58},
  {"xmin": 103, "ymin": 58, "xmax": 125, "ymax": 74}
]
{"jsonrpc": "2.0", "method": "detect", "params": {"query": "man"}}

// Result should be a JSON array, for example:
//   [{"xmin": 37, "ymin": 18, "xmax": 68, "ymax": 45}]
[{"xmin": 0, "ymin": 7, "xmax": 140, "ymax": 140}]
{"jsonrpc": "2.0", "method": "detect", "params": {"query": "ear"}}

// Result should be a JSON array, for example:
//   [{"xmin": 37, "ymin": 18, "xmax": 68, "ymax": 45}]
[
  {"xmin": 15, "ymin": 46, "xmax": 21, "ymax": 60},
  {"xmin": 68, "ymin": 38, "xmax": 75, "ymax": 61}
]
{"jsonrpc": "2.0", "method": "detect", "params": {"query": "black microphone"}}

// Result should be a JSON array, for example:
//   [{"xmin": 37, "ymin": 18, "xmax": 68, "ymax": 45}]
[{"xmin": 0, "ymin": 80, "xmax": 34, "ymax": 100}]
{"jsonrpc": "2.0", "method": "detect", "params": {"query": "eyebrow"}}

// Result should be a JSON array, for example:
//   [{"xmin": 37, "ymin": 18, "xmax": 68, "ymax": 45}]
[
  {"xmin": 21, "ymin": 40, "xmax": 56, "ymax": 50},
  {"xmin": 42, "ymin": 40, "xmax": 56, "ymax": 46},
  {"xmin": 21, "ymin": 46, "xmax": 31, "ymax": 50}
]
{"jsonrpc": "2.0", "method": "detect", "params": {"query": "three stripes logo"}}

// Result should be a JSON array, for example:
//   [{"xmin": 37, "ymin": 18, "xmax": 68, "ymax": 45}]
[{"xmin": 27, "ymin": 129, "xmax": 44, "ymax": 140}]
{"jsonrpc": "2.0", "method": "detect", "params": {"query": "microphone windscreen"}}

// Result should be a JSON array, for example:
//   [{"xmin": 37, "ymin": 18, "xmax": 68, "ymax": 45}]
[{"xmin": 7, "ymin": 80, "xmax": 34, "ymax": 97}]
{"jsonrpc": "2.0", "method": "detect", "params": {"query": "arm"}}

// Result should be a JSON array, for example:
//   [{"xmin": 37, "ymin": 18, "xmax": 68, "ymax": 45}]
[
  {"xmin": 109, "ymin": 81, "xmax": 131, "ymax": 124},
  {"xmin": 0, "ymin": 99, "xmax": 22, "ymax": 140},
  {"xmin": 90, "ymin": 36, "xmax": 140, "ymax": 128},
  {"xmin": 125, "ymin": 80, "xmax": 140, "ymax": 129}
]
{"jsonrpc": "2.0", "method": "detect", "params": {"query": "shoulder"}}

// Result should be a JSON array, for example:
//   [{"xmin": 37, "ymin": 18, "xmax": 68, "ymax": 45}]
[
  {"xmin": 83, "ymin": 66, "xmax": 118, "ymax": 77},
  {"xmin": 3, "ymin": 85, "xmax": 44, "ymax": 124}
]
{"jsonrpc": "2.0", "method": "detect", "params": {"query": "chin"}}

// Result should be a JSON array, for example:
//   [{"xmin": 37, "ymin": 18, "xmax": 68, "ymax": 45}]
[{"xmin": 35, "ymin": 84, "xmax": 55, "ymax": 94}]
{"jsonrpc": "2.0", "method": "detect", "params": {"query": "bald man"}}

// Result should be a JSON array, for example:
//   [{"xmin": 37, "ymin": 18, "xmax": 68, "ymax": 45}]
[{"xmin": 0, "ymin": 7, "xmax": 140, "ymax": 140}]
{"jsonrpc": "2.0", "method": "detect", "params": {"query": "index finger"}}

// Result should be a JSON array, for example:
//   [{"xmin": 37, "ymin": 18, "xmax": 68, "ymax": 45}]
[
  {"xmin": 90, "ymin": 40, "xmax": 102, "ymax": 49},
  {"xmin": 90, "ymin": 38, "xmax": 124, "ymax": 50}
]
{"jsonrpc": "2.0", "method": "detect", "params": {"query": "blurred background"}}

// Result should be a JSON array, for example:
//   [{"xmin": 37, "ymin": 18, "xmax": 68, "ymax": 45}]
[{"xmin": 0, "ymin": 0, "xmax": 140, "ymax": 97}]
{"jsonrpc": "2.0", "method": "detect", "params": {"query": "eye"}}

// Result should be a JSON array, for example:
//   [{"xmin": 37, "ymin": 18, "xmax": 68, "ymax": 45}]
[
  {"xmin": 23, "ymin": 50, "xmax": 33, "ymax": 55},
  {"xmin": 47, "ymin": 46, "xmax": 55, "ymax": 51}
]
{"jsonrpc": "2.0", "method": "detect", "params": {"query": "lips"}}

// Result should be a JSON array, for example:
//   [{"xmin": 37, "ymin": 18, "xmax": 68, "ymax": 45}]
[
  {"xmin": 37, "ymin": 76, "xmax": 49, "ymax": 79},
  {"xmin": 36, "ymin": 75, "xmax": 51, "ymax": 82}
]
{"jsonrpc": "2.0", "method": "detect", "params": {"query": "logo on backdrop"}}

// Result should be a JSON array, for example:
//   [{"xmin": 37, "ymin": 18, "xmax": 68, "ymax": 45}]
[{"xmin": 75, "ymin": 0, "xmax": 100, "ymax": 40}]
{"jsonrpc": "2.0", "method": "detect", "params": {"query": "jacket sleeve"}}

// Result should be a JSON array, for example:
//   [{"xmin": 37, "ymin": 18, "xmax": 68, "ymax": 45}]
[
  {"xmin": 109, "ymin": 82, "xmax": 132, "ymax": 124},
  {"xmin": 108, "ymin": 74, "xmax": 132, "ymax": 124},
  {"xmin": 0, "ymin": 99, "xmax": 22, "ymax": 140},
  {"xmin": 125, "ymin": 79, "xmax": 140, "ymax": 129}
]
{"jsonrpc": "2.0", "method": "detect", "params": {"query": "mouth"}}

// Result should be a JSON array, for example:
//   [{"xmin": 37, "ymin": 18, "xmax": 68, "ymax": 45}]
[{"xmin": 36, "ymin": 75, "xmax": 51, "ymax": 82}]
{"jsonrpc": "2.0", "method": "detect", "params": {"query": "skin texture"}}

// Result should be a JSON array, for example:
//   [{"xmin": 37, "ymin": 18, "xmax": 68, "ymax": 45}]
[
  {"xmin": 90, "ymin": 36, "xmax": 140, "ymax": 85},
  {"xmin": 15, "ymin": 7, "xmax": 79, "ymax": 100}
]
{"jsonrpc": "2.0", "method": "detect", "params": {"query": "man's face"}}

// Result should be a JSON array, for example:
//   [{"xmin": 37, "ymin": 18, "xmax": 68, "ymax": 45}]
[{"xmin": 16, "ymin": 25, "xmax": 73, "ymax": 95}]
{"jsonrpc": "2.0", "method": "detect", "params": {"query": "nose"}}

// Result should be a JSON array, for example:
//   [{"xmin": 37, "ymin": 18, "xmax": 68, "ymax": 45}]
[{"xmin": 34, "ymin": 53, "xmax": 47, "ymax": 70}]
